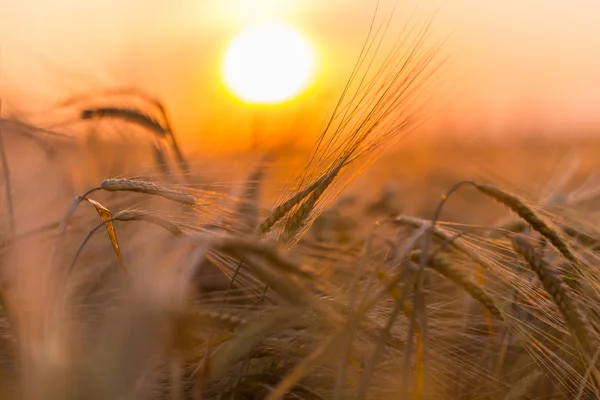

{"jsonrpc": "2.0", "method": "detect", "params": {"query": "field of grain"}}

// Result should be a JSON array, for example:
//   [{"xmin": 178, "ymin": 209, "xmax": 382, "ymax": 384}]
[
  {"xmin": 0, "ymin": 94, "xmax": 599, "ymax": 400},
  {"xmin": 1, "ymin": 4, "xmax": 600, "ymax": 398}
]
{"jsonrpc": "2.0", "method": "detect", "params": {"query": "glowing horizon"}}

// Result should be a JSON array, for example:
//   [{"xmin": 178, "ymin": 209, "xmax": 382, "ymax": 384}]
[{"xmin": 2, "ymin": 0, "xmax": 600, "ymax": 151}]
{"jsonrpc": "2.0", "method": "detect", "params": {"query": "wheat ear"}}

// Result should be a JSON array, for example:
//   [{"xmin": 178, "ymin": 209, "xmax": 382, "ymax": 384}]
[
  {"xmin": 100, "ymin": 179, "xmax": 198, "ymax": 207},
  {"xmin": 81, "ymin": 107, "xmax": 167, "ymax": 137},
  {"xmin": 257, "ymin": 160, "xmax": 346, "ymax": 235},
  {"xmin": 279, "ymin": 161, "xmax": 346, "ymax": 243},
  {"xmin": 511, "ymin": 235, "xmax": 593, "ymax": 354},
  {"xmin": 81, "ymin": 105, "xmax": 190, "ymax": 178},
  {"xmin": 474, "ymin": 183, "xmax": 582, "ymax": 272},
  {"xmin": 411, "ymin": 252, "xmax": 503, "ymax": 321}
]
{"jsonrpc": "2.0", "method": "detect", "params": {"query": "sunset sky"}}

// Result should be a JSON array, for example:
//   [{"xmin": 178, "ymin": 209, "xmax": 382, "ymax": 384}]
[{"xmin": 2, "ymin": 0, "xmax": 600, "ymax": 151}]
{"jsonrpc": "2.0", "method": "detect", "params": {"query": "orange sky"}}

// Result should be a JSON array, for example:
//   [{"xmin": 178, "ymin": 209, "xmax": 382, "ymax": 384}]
[{"xmin": 2, "ymin": 0, "xmax": 600, "ymax": 151}]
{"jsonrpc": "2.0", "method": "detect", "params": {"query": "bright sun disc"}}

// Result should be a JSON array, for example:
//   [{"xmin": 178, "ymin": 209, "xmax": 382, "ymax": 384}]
[{"xmin": 223, "ymin": 23, "xmax": 316, "ymax": 104}]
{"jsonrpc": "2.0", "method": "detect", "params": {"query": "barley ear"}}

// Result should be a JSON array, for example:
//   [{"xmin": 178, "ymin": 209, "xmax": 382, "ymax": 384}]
[
  {"xmin": 81, "ymin": 107, "xmax": 167, "ymax": 137},
  {"xmin": 511, "ymin": 235, "xmax": 593, "ymax": 354},
  {"xmin": 114, "ymin": 210, "xmax": 184, "ymax": 236},
  {"xmin": 412, "ymin": 252, "xmax": 503, "ymax": 321},
  {"xmin": 475, "ymin": 183, "xmax": 582, "ymax": 280},
  {"xmin": 280, "ymin": 162, "xmax": 344, "ymax": 243},
  {"xmin": 258, "ymin": 161, "xmax": 344, "ymax": 236},
  {"xmin": 100, "ymin": 179, "xmax": 198, "ymax": 207}
]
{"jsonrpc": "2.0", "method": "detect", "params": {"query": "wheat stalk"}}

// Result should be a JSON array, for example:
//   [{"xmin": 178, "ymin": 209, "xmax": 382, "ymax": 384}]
[
  {"xmin": 233, "ymin": 160, "xmax": 268, "ymax": 233},
  {"xmin": 0, "ymin": 100, "xmax": 15, "ymax": 237}
]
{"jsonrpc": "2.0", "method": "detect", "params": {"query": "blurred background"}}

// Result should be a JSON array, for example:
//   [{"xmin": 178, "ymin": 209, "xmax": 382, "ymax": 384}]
[{"xmin": 2, "ymin": 0, "xmax": 600, "ymax": 152}]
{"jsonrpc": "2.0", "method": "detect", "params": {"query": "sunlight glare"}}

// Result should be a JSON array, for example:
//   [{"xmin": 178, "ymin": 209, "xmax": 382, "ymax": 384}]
[{"xmin": 222, "ymin": 23, "xmax": 316, "ymax": 104}]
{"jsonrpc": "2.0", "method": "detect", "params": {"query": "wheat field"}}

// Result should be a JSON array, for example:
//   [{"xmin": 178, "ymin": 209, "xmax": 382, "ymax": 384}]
[{"xmin": 1, "ymin": 11, "xmax": 600, "ymax": 400}]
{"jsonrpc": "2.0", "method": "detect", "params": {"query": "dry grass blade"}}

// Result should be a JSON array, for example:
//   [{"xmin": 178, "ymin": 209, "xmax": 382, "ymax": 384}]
[
  {"xmin": 194, "ymin": 308, "xmax": 297, "ymax": 388},
  {"xmin": 511, "ymin": 235, "xmax": 593, "ymax": 354},
  {"xmin": 83, "ymin": 198, "xmax": 124, "ymax": 264},
  {"xmin": 100, "ymin": 179, "xmax": 198, "ymax": 207}
]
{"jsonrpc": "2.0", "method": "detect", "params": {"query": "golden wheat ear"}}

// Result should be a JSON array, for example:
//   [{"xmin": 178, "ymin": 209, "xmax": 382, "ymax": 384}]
[
  {"xmin": 429, "ymin": 180, "xmax": 585, "ymax": 289},
  {"xmin": 114, "ymin": 210, "xmax": 184, "ymax": 236},
  {"xmin": 474, "ymin": 183, "xmax": 581, "ymax": 267},
  {"xmin": 81, "ymin": 107, "xmax": 167, "ymax": 137},
  {"xmin": 99, "ymin": 179, "xmax": 199, "ymax": 207},
  {"xmin": 257, "ymin": 160, "xmax": 345, "ymax": 236},
  {"xmin": 80, "ymin": 103, "xmax": 190, "ymax": 178},
  {"xmin": 411, "ymin": 251, "xmax": 503, "ymax": 321},
  {"xmin": 511, "ymin": 235, "xmax": 593, "ymax": 355}
]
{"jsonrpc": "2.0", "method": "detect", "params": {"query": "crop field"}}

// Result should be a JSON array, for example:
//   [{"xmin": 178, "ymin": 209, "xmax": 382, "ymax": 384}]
[{"xmin": 1, "ymin": 2, "xmax": 600, "ymax": 399}]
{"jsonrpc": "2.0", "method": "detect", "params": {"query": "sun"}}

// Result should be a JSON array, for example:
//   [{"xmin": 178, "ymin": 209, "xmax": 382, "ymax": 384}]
[{"xmin": 222, "ymin": 23, "xmax": 316, "ymax": 104}]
